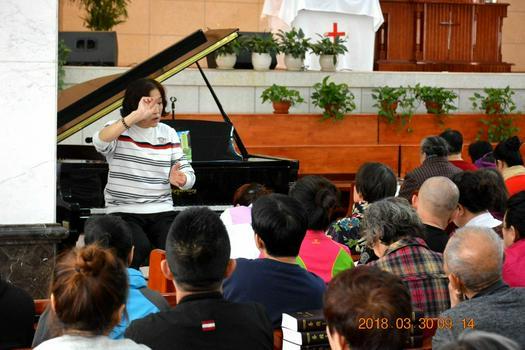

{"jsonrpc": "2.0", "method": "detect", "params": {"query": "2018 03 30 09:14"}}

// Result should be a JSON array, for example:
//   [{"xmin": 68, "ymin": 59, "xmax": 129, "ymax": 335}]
[{"xmin": 358, "ymin": 317, "xmax": 475, "ymax": 330}]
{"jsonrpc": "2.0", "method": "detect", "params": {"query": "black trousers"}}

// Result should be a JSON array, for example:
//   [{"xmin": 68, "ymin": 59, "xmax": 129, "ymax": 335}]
[{"xmin": 113, "ymin": 211, "xmax": 177, "ymax": 268}]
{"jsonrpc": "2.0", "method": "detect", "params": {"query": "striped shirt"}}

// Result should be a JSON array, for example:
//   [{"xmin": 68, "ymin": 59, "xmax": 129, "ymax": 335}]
[
  {"xmin": 93, "ymin": 121, "xmax": 195, "ymax": 214},
  {"xmin": 371, "ymin": 237, "xmax": 450, "ymax": 317}
]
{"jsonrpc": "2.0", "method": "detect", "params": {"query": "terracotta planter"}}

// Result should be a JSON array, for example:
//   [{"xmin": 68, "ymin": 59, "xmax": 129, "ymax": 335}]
[
  {"xmin": 381, "ymin": 101, "xmax": 399, "ymax": 113},
  {"xmin": 425, "ymin": 100, "xmax": 444, "ymax": 114},
  {"xmin": 272, "ymin": 101, "xmax": 291, "ymax": 114}
]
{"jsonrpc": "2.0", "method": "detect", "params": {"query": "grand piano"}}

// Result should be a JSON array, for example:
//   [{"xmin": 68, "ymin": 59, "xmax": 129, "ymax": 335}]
[{"xmin": 57, "ymin": 29, "xmax": 299, "ymax": 242}]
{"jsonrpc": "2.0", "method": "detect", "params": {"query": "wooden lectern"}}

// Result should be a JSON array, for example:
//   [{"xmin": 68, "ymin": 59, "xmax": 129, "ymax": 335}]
[{"xmin": 375, "ymin": 0, "xmax": 512, "ymax": 72}]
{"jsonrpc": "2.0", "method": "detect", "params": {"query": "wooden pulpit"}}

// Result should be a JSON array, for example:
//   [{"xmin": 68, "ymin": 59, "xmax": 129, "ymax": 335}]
[{"xmin": 375, "ymin": 0, "xmax": 512, "ymax": 72}]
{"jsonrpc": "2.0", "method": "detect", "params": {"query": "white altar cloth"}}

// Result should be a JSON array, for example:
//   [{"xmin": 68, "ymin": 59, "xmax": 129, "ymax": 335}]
[{"xmin": 262, "ymin": 0, "xmax": 383, "ymax": 71}]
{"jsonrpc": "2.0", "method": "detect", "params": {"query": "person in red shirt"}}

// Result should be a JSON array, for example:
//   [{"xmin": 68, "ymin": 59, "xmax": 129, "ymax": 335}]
[
  {"xmin": 502, "ymin": 191, "xmax": 525, "ymax": 287},
  {"xmin": 440, "ymin": 129, "xmax": 477, "ymax": 171}
]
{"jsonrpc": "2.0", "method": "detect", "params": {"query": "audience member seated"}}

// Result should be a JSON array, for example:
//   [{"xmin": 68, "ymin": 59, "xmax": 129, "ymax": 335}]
[
  {"xmin": 33, "ymin": 215, "xmax": 169, "ymax": 346},
  {"xmin": 451, "ymin": 171, "xmax": 502, "ymax": 229},
  {"xmin": 327, "ymin": 162, "xmax": 397, "ymax": 264},
  {"xmin": 477, "ymin": 168, "xmax": 508, "ymax": 221},
  {"xmin": 0, "ymin": 277, "xmax": 34, "ymax": 349},
  {"xmin": 289, "ymin": 175, "xmax": 354, "ymax": 282},
  {"xmin": 494, "ymin": 136, "xmax": 525, "ymax": 196},
  {"xmin": 324, "ymin": 266, "xmax": 412, "ymax": 350},
  {"xmin": 398, "ymin": 136, "xmax": 462, "ymax": 200},
  {"xmin": 34, "ymin": 245, "xmax": 149, "ymax": 350},
  {"xmin": 220, "ymin": 182, "xmax": 271, "ymax": 259},
  {"xmin": 440, "ymin": 129, "xmax": 478, "ymax": 171},
  {"xmin": 412, "ymin": 177, "xmax": 459, "ymax": 253},
  {"xmin": 361, "ymin": 197, "xmax": 450, "ymax": 317},
  {"xmin": 223, "ymin": 194, "xmax": 326, "ymax": 328},
  {"xmin": 125, "ymin": 207, "xmax": 273, "ymax": 350},
  {"xmin": 501, "ymin": 191, "xmax": 525, "ymax": 287},
  {"xmin": 433, "ymin": 226, "xmax": 525, "ymax": 349},
  {"xmin": 468, "ymin": 140, "xmax": 496, "ymax": 169},
  {"xmin": 439, "ymin": 330, "xmax": 519, "ymax": 350}
]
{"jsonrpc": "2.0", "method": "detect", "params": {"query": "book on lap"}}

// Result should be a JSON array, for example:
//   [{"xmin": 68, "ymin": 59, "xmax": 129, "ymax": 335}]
[
  {"xmin": 282, "ymin": 340, "xmax": 330, "ymax": 350},
  {"xmin": 282, "ymin": 328, "xmax": 328, "ymax": 346},
  {"xmin": 281, "ymin": 310, "xmax": 326, "ymax": 332}
]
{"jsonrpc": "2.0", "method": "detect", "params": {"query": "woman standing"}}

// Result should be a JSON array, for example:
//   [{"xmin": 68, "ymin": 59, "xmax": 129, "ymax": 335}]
[{"xmin": 93, "ymin": 78, "xmax": 195, "ymax": 267}]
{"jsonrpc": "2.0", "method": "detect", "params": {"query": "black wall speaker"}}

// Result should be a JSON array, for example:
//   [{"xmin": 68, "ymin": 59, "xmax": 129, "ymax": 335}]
[{"xmin": 59, "ymin": 31, "xmax": 118, "ymax": 66}]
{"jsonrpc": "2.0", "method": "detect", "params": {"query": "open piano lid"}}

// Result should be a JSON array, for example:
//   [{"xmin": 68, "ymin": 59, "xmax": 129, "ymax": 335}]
[{"xmin": 57, "ymin": 28, "xmax": 238, "ymax": 142}]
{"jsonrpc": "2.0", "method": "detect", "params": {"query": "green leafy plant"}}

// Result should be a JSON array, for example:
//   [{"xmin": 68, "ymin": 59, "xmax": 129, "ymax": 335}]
[
  {"xmin": 372, "ymin": 86, "xmax": 417, "ymax": 131},
  {"xmin": 261, "ymin": 85, "xmax": 304, "ymax": 105},
  {"xmin": 276, "ymin": 28, "xmax": 311, "ymax": 59},
  {"xmin": 215, "ymin": 39, "xmax": 242, "ymax": 57},
  {"xmin": 311, "ymin": 76, "xmax": 356, "ymax": 121},
  {"xmin": 310, "ymin": 35, "xmax": 348, "ymax": 56},
  {"xmin": 58, "ymin": 39, "xmax": 71, "ymax": 91},
  {"xmin": 470, "ymin": 87, "xmax": 519, "ymax": 142},
  {"xmin": 243, "ymin": 34, "xmax": 280, "ymax": 55},
  {"xmin": 70, "ymin": 0, "xmax": 131, "ymax": 31},
  {"xmin": 413, "ymin": 84, "xmax": 458, "ymax": 115}
]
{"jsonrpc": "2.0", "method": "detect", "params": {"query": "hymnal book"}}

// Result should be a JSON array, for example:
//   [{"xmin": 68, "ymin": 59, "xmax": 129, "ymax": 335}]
[
  {"xmin": 282, "ymin": 328, "xmax": 328, "ymax": 346},
  {"xmin": 281, "ymin": 310, "xmax": 326, "ymax": 332},
  {"xmin": 282, "ymin": 340, "xmax": 330, "ymax": 350}
]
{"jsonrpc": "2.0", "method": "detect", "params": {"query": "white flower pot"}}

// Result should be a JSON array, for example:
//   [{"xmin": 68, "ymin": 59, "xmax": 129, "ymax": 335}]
[
  {"xmin": 319, "ymin": 55, "xmax": 337, "ymax": 72},
  {"xmin": 252, "ymin": 53, "xmax": 272, "ymax": 71},
  {"xmin": 284, "ymin": 55, "xmax": 304, "ymax": 71},
  {"xmin": 215, "ymin": 53, "xmax": 236, "ymax": 69}
]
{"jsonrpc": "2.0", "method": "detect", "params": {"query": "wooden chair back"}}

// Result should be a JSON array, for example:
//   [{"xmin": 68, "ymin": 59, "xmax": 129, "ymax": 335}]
[{"xmin": 147, "ymin": 248, "xmax": 175, "ymax": 293}]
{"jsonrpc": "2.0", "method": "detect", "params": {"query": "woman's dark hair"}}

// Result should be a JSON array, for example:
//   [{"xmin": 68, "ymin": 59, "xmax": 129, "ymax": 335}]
[
  {"xmin": 355, "ymin": 163, "xmax": 397, "ymax": 203},
  {"xmin": 440, "ymin": 129, "xmax": 463, "ymax": 154},
  {"xmin": 504, "ymin": 191, "xmax": 525, "ymax": 242},
  {"xmin": 121, "ymin": 78, "xmax": 167, "ymax": 117},
  {"xmin": 477, "ymin": 168, "xmax": 508, "ymax": 215},
  {"xmin": 324, "ymin": 266, "xmax": 412, "ymax": 350},
  {"xmin": 51, "ymin": 245, "xmax": 128, "ymax": 334},
  {"xmin": 84, "ymin": 215, "xmax": 132, "ymax": 263},
  {"xmin": 289, "ymin": 175, "xmax": 339, "ymax": 230},
  {"xmin": 420, "ymin": 136, "xmax": 450, "ymax": 157},
  {"xmin": 468, "ymin": 141, "xmax": 494, "ymax": 163},
  {"xmin": 232, "ymin": 183, "xmax": 272, "ymax": 206},
  {"xmin": 452, "ymin": 171, "xmax": 503, "ymax": 214},
  {"xmin": 494, "ymin": 136, "xmax": 523, "ymax": 167}
]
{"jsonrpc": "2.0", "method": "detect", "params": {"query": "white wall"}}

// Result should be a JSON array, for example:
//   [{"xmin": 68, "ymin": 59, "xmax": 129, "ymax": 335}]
[{"xmin": 0, "ymin": 0, "xmax": 58, "ymax": 224}]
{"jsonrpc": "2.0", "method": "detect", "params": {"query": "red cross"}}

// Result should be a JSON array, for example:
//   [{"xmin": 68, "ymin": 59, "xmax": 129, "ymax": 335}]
[{"xmin": 325, "ymin": 22, "xmax": 346, "ymax": 42}]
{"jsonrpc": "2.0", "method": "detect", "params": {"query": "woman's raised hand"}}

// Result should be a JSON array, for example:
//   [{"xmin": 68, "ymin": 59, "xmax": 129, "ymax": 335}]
[{"xmin": 136, "ymin": 96, "xmax": 160, "ymax": 121}]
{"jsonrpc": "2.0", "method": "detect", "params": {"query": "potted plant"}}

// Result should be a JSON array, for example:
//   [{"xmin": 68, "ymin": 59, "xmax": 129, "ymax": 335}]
[
  {"xmin": 311, "ymin": 76, "xmax": 356, "ymax": 120},
  {"xmin": 214, "ymin": 39, "xmax": 241, "ymax": 69},
  {"xmin": 372, "ymin": 86, "xmax": 417, "ymax": 131},
  {"xmin": 244, "ymin": 34, "xmax": 280, "ymax": 71},
  {"xmin": 65, "ymin": 0, "xmax": 131, "ymax": 65},
  {"xmin": 470, "ymin": 87, "xmax": 519, "ymax": 141},
  {"xmin": 276, "ymin": 28, "xmax": 311, "ymax": 71},
  {"xmin": 413, "ymin": 84, "xmax": 458, "ymax": 115},
  {"xmin": 58, "ymin": 39, "xmax": 71, "ymax": 91},
  {"xmin": 261, "ymin": 85, "xmax": 304, "ymax": 114},
  {"xmin": 310, "ymin": 35, "xmax": 348, "ymax": 71}
]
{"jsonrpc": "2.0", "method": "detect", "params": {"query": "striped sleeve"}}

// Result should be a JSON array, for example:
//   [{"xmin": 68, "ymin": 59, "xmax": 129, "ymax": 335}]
[{"xmin": 92, "ymin": 120, "xmax": 119, "ymax": 157}]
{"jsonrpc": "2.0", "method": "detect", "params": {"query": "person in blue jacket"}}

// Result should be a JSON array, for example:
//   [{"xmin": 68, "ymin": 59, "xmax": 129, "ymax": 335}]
[{"xmin": 32, "ymin": 215, "xmax": 169, "ymax": 346}]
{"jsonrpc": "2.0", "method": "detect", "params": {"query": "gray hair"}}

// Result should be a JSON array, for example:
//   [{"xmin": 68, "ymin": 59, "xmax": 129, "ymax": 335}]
[
  {"xmin": 420, "ymin": 136, "xmax": 450, "ymax": 157},
  {"xmin": 361, "ymin": 197, "xmax": 424, "ymax": 247},
  {"xmin": 444, "ymin": 226, "xmax": 503, "ymax": 292},
  {"xmin": 439, "ymin": 330, "xmax": 519, "ymax": 350},
  {"xmin": 418, "ymin": 177, "xmax": 459, "ymax": 219}
]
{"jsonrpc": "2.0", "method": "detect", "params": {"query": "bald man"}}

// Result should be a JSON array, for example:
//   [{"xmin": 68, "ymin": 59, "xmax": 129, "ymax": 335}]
[
  {"xmin": 412, "ymin": 177, "xmax": 459, "ymax": 252},
  {"xmin": 432, "ymin": 227, "xmax": 525, "ymax": 349}
]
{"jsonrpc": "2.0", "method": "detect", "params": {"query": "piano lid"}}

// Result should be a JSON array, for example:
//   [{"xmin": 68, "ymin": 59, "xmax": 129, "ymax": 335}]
[{"xmin": 57, "ymin": 28, "xmax": 239, "ymax": 142}]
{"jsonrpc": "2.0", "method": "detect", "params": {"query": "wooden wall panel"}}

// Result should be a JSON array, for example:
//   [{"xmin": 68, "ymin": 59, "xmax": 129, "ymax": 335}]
[{"xmin": 247, "ymin": 145, "xmax": 400, "ymax": 176}]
